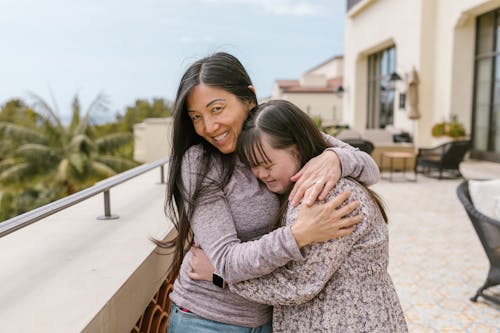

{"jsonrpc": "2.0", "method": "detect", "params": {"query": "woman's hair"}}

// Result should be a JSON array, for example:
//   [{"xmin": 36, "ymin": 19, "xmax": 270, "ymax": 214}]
[
  {"xmin": 156, "ymin": 52, "xmax": 257, "ymax": 280},
  {"xmin": 237, "ymin": 100, "xmax": 387, "ymax": 229}
]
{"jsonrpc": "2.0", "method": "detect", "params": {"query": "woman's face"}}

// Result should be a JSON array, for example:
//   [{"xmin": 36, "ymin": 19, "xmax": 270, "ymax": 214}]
[
  {"xmin": 250, "ymin": 133, "xmax": 301, "ymax": 194},
  {"xmin": 187, "ymin": 84, "xmax": 254, "ymax": 154}
]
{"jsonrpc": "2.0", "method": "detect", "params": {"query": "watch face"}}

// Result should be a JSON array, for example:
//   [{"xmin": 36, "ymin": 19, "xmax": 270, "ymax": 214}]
[{"xmin": 213, "ymin": 274, "xmax": 224, "ymax": 288}]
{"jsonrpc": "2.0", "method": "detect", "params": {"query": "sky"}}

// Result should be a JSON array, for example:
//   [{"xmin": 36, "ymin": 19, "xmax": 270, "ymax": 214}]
[{"xmin": 0, "ymin": 0, "xmax": 345, "ymax": 121}]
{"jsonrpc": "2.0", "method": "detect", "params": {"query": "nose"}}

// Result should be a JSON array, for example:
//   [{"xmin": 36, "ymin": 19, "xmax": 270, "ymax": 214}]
[
  {"xmin": 203, "ymin": 116, "xmax": 219, "ymax": 134},
  {"xmin": 253, "ymin": 167, "xmax": 269, "ymax": 180}
]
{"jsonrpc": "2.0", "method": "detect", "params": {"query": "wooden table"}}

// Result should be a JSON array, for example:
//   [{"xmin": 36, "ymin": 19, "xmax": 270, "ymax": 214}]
[{"xmin": 380, "ymin": 151, "xmax": 416, "ymax": 182}]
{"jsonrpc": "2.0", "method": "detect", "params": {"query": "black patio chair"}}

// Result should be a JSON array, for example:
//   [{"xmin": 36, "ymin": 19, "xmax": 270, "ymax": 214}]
[
  {"xmin": 415, "ymin": 140, "xmax": 471, "ymax": 179},
  {"xmin": 457, "ymin": 181, "xmax": 500, "ymax": 305},
  {"xmin": 343, "ymin": 138, "xmax": 375, "ymax": 155}
]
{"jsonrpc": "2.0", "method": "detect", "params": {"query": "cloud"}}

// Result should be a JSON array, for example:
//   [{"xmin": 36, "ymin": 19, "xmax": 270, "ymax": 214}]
[{"xmin": 199, "ymin": 0, "xmax": 322, "ymax": 16}]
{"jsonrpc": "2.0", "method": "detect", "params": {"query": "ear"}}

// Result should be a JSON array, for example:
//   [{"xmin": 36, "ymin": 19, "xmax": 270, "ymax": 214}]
[
  {"xmin": 290, "ymin": 144, "xmax": 301, "ymax": 163},
  {"xmin": 248, "ymin": 85, "xmax": 256, "ymax": 94}
]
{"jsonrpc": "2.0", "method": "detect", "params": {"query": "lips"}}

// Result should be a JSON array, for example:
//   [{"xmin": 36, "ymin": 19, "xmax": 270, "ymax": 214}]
[{"xmin": 213, "ymin": 131, "xmax": 229, "ymax": 144}]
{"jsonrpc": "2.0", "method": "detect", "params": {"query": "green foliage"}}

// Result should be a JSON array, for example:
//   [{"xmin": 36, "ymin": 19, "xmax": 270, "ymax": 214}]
[
  {"xmin": 0, "ymin": 94, "xmax": 139, "ymax": 222},
  {"xmin": 118, "ymin": 98, "xmax": 173, "ymax": 132},
  {"xmin": 311, "ymin": 115, "xmax": 323, "ymax": 129},
  {"xmin": 0, "ymin": 99, "xmax": 38, "ymax": 126},
  {"xmin": 431, "ymin": 115, "xmax": 466, "ymax": 138}
]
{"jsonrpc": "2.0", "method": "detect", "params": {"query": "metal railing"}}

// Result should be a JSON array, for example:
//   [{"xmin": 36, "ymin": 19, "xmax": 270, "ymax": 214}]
[
  {"xmin": 0, "ymin": 157, "xmax": 170, "ymax": 238},
  {"xmin": 347, "ymin": 0, "xmax": 363, "ymax": 11}
]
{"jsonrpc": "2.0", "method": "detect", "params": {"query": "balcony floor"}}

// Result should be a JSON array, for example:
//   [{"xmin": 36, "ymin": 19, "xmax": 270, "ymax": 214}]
[{"xmin": 373, "ymin": 175, "xmax": 500, "ymax": 332}]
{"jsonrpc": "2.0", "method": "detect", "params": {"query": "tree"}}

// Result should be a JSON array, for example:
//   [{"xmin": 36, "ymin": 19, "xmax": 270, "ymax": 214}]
[
  {"xmin": 0, "ymin": 99, "xmax": 39, "ymax": 163},
  {"xmin": 119, "ymin": 98, "xmax": 173, "ymax": 132},
  {"xmin": 0, "ymin": 94, "xmax": 138, "ymax": 221}
]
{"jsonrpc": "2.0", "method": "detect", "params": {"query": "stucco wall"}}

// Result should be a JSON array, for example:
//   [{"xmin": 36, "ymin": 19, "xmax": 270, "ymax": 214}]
[
  {"xmin": 344, "ymin": 0, "xmax": 424, "ymax": 141},
  {"xmin": 344, "ymin": 0, "xmax": 500, "ymax": 147},
  {"xmin": 309, "ymin": 58, "xmax": 344, "ymax": 78},
  {"xmin": 281, "ymin": 92, "xmax": 343, "ymax": 125}
]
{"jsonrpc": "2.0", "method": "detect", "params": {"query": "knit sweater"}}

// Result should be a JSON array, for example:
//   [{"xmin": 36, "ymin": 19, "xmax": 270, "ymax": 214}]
[
  {"xmin": 169, "ymin": 136, "xmax": 380, "ymax": 327},
  {"xmin": 229, "ymin": 178, "xmax": 408, "ymax": 332}
]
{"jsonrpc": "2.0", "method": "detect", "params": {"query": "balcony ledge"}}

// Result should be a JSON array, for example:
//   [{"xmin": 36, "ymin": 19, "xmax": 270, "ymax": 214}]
[{"xmin": 0, "ymin": 168, "xmax": 174, "ymax": 333}]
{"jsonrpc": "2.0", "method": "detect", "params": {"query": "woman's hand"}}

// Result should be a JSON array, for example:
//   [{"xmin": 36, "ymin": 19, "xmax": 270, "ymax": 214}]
[
  {"xmin": 290, "ymin": 190, "xmax": 362, "ymax": 248},
  {"xmin": 186, "ymin": 246, "xmax": 216, "ymax": 282},
  {"xmin": 289, "ymin": 150, "xmax": 342, "ymax": 207}
]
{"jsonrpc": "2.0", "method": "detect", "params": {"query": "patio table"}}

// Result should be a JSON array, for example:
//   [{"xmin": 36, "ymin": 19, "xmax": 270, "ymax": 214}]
[{"xmin": 381, "ymin": 151, "xmax": 417, "ymax": 182}]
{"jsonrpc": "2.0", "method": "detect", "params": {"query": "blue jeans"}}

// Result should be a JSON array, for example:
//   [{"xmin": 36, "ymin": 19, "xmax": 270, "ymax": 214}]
[{"xmin": 167, "ymin": 303, "xmax": 272, "ymax": 333}]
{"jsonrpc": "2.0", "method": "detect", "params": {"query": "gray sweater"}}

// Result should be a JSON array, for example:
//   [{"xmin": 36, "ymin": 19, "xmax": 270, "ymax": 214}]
[{"xmin": 169, "ymin": 136, "xmax": 380, "ymax": 327}]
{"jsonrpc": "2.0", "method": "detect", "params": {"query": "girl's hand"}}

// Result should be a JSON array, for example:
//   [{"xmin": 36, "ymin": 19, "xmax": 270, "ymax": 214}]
[
  {"xmin": 289, "ymin": 150, "xmax": 341, "ymax": 207},
  {"xmin": 187, "ymin": 246, "xmax": 215, "ymax": 282},
  {"xmin": 290, "ymin": 190, "xmax": 362, "ymax": 248}
]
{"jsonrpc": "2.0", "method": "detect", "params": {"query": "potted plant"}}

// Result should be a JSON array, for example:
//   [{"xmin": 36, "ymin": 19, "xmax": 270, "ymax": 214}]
[{"xmin": 431, "ymin": 115, "xmax": 466, "ymax": 141}]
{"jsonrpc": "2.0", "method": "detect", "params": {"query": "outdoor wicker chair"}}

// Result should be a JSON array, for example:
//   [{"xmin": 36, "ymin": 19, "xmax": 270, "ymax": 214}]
[
  {"xmin": 343, "ymin": 138, "xmax": 375, "ymax": 155},
  {"xmin": 415, "ymin": 140, "xmax": 471, "ymax": 179},
  {"xmin": 457, "ymin": 181, "xmax": 500, "ymax": 305}
]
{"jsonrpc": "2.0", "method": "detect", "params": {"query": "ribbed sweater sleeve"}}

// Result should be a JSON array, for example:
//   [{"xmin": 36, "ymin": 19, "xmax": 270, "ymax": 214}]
[
  {"xmin": 181, "ymin": 146, "xmax": 304, "ymax": 283},
  {"xmin": 322, "ymin": 133, "xmax": 380, "ymax": 185}
]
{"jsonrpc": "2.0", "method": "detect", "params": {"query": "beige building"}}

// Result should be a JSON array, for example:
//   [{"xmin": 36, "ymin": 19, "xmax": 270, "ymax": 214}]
[
  {"xmin": 272, "ymin": 56, "xmax": 344, "ymax": 126},
  {"xmin": 344, "ymin": 0, "xmax": 500, "ymax": 162},
  {"xmin": 134, "ymin": 118, "xmax": 172, "ymax": 163}
]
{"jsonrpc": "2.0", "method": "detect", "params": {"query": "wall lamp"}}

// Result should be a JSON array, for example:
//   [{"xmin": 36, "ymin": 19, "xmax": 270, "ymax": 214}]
[
  {"xmin": 389, "ymin": 72, "xmax": 402, "ymax": 81},
  {"xmin": 334, "ymin": 85, "xmax": 345, "ymax": 94}
]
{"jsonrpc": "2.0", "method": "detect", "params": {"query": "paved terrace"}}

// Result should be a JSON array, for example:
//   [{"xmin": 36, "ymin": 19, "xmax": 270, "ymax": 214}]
[
  {"xmin": 0, "ymin": 166, "xmax": 499, "ymax": 332},
  {"xmin": 374, "ymin": 176, "xmax": 500, "ymax": 332}
]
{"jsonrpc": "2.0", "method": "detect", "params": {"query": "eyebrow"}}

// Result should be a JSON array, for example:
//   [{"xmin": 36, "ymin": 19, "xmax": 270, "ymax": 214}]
[
  {"xmin": 206, "ymin": 98, "xmax": 225, "ymax": 107},
  {"xmin": 187, "ymin": 98, "xmax": 226, "ymax": 113}
]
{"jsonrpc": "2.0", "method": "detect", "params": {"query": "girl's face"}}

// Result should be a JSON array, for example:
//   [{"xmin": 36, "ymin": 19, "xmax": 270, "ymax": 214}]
[
  {"xmin": 250, "ymin": 133, "xmax": 301, "ymax": 195},
  {"xmin": 187, "ymin": 84, "xmax": 254, "ymax": 154}
]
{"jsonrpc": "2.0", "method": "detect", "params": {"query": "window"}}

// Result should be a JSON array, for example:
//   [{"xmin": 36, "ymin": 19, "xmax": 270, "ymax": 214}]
[
  {"xmin": 472, "ymin": 9, "xmax": 500, "ymax": 161},
  {"xmin": 367, "ymin": 46, "xmax": 396, "ymax": 129}
]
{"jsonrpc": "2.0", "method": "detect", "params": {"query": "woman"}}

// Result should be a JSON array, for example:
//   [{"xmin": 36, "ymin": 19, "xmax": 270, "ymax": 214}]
[
  {"xmin": 189, "ymin": 100, "xmax": 407, "ymax": 332},
  {"xmin": 163, "ymin": 52, "xmax": 380, "ymax": 332}
]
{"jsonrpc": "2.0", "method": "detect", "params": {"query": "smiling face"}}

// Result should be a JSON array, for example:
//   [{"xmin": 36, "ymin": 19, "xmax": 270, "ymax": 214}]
[
  {"xmin": 250, "ymin": 133, "xmax": 301, "ymax": 194},
  {"xmin": 186, "ymin": 84, "xmax": 254, "ymax": 154}
]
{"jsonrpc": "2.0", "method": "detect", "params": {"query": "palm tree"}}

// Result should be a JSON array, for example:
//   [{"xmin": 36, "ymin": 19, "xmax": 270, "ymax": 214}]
[{"xmin": 0, "ymin": 93, "xmax": 138, "ymax": 219}]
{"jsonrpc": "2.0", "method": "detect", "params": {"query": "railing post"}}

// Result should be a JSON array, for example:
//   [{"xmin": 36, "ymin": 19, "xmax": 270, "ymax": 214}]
[
  {"xmin": 160, "ymin": 165, "xmax": 165, "ymax": 184},
  {"xmin": 97, "ymin": 190, "xmax": 119, "ymax": 220}
]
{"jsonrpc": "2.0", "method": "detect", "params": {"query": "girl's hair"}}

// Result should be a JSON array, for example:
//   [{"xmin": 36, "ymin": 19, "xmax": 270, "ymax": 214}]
[
  {"xmin": 237, "ymin": 100, "xmax": 387, "ymax": 229},
  {"xmin": 156, "ymin": 52, "xmax": 257, "ymax": 280}
]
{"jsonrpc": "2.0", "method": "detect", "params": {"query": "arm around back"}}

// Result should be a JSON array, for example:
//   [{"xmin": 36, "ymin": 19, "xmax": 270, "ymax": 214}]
[
  {"xmin": 229, "ymin": 178, "xmax": 376, "ymax": 305},
  {"xmin": 181, "ymin": 146, "xmax": 304, "ymax": 283}
]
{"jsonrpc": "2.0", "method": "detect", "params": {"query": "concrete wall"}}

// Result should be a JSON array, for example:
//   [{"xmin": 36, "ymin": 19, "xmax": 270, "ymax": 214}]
[
  {"xmin": 344, "ymin": 0, "xmax": 500, "ymax": 148},
  {"xmin": 0, "ymin": 168, "xmax": 173, "ymax": 332},
  {"xmin": 134, "ymin": 118, "xmax": 173, "ymax": 163}
]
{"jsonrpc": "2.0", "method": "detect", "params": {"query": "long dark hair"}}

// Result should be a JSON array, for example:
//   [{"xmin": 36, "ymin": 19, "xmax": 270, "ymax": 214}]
[
  {"xmin": 237, "ymin": 100, "xmax": 387, "ymax": 229},
  {"xmin": 156, "ymin": 52, "xmax": 258, "ymax": 280}
]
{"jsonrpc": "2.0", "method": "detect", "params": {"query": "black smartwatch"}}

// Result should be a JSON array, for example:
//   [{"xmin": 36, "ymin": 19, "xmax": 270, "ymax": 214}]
[{"xmin": 212, "ymin": 273, "xmax": 226, "ymax": 288}]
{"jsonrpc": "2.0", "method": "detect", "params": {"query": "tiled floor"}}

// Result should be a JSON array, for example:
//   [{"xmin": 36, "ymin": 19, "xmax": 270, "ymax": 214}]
[{"xmin": 373, "ymin": 175, "xmax": 500, "ymax": 332}]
